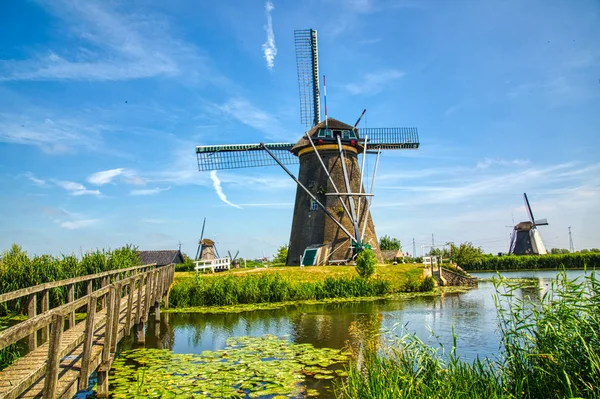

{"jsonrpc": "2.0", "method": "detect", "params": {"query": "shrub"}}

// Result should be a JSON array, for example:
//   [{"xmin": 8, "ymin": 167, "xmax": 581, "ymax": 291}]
[
  {"xmin": 355, "ymin": 249, "xmax": 377, "ymax": 279},
  {"xmin": 420, "ymin": 276, "xmax": 436, "ymax": 292}
]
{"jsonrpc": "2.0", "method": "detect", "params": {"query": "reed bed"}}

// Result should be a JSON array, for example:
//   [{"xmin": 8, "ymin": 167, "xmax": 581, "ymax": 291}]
[
  {"xmin": 461, "ymin": 252, "xmax": 600, "ymax": 271},
  {"xmin": 169, "ymin": 274, "xmax": 396, "ymax": 308},
  {"xmin": 0, "ymin": 244, "xmax": 139, "ymax": 314},
  {"xmin": 339, "ymin": 270, "xmax": 600, "ymax": 399}
]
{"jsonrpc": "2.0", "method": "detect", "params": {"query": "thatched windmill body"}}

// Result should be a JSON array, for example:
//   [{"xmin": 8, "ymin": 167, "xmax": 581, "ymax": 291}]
[{"xmin": 196, "ymin": 29, "xmax": 420, "ymax": 265}]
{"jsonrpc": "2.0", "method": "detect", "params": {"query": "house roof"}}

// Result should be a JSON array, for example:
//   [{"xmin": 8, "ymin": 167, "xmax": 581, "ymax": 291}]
[
  {"xmin": 137, "ymin": 250, "xmax": 185, "ymax": 266},
  {"xmin": 291, "ymin": 118, "xmax": 362, "ymax": 154}
]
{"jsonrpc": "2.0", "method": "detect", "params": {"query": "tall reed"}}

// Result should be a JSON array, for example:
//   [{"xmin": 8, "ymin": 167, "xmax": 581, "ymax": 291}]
[
  {"xmin": 168, "ymin": 274, "xmax": 391, "ymax": 308},
  {"xmin": 340, "ymin": 270, "xmax": 600, "ymax": 399}
]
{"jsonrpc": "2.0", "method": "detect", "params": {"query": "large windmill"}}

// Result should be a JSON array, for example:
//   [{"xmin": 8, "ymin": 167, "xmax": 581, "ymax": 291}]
[
  {"xmin": 196, "ymin": 29, "xmax": 420, "ymax": 265},
  {"xmin": 508, "ymin": 193, "xmax": 549, "ymax": 255}
]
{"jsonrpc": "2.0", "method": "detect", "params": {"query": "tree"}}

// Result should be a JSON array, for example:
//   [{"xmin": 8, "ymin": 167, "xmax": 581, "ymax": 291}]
[
  {"xmin": 550, "ymin": 248, "xmax": 570, "ymax": 254},
  {"xmin": 379, "ymin": 235, "xmax": 401, "ymax": 251},
  {"xmin": 355, "ymin": 248, "xmax": 377, "ymax": 279},
  {"xmin": 273, "ymin": 245, "xmax": 288, "ymax": 264},
  {"xmin": 449, "ymin": 242, "xmax": 484, "ymax": 267}
]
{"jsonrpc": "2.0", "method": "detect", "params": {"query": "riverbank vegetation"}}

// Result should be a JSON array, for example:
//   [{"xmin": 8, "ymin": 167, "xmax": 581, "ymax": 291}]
[
  {"xmin": 461, "ymin": 252, "xmax": 600, "ymax": 271},
  {"xmin": 169, "ymin": 263, "xmax": 432, "ymax": 308},
  {"xmin": 0, "ymin": 244, "xmax": 140, "ymax": 313},
  {"xmin": 339, "ymin": 271, "xmax": 600, "ymax": 399}
]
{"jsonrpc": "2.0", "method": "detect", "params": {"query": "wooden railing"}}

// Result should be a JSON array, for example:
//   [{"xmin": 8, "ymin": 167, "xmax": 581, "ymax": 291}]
[{"xmin": 0, "ymin": 263, "xmax": 175, "ymax": 399}]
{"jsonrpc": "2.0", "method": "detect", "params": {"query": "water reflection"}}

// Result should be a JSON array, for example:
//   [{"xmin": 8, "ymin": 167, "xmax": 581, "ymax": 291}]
[{"xmin": 121, "ymin": 270, "xmax": 588, "ymax": 365}]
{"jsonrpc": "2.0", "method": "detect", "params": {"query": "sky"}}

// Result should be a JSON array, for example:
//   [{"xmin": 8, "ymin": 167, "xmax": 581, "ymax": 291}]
[{"xmin": 1, "ymin": 0, "xmax": 599, "ymax": 259}]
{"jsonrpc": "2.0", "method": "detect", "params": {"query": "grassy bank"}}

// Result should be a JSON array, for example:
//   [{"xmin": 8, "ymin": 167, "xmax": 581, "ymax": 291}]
[
  {"xmin": 339, "ymin": 271, "xmax": 600, "ymax": 399},
  {"xmin": 169, "ymin": 263, "xmax": 430, "ymax": 308},
  {"xmin": 460, "ymin": 252, "xmax": 600, "ymax": 271}
]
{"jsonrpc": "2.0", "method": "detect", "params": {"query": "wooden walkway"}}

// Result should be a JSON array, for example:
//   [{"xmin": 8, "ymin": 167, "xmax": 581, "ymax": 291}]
[{"xmin": 0, "ymin": 263, "xmax": 175, "ymax": 399}]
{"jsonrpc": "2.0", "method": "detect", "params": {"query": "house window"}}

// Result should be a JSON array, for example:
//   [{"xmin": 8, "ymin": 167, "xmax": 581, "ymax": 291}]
[{"xmin": 310, "ymin": 199, "xmax": 318, "ymax": 211}]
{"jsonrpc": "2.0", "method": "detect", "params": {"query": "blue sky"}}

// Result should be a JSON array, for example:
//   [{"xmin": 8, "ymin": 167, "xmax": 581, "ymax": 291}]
[{"xmin": 1, "ymin": 0, "xmax": 599, "ymax": 259}]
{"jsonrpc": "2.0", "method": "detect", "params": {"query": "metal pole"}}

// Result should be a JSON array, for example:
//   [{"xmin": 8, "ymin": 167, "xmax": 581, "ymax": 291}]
[
  {"xmin": 356, "ymin": 135, "xmax": 368, "ymax": 221},
  {"xmin": 336, "ymin": 134, "xmax": 361, "ymax": 244},
  {"xmin": 306, "ymin": 133, "xmax": 352, "ymax": 220},
  {"xmin": 360, "ymin": 148, "xmax": 381, "ymax": 240},
  {"xmin": 261, "ymin": 143, "xmax": 356, "ymax": 242}
]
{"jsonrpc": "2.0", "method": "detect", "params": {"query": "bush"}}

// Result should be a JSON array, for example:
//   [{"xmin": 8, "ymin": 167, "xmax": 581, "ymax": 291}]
[
  {"xmin": 420, "ymin": 276, "xmax": 436, "ymax": 292},
  {"xmin": 355, "ymin": 249, "xmax": 377, "ymax": 279}
]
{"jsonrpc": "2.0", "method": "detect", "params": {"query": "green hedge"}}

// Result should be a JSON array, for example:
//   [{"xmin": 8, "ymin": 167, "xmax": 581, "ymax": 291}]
[
  {"xmin": 169, "ymin": 274, "xmax": 391, "ymax": 308},
  {"xmin": 460, "ymin": 253, "xmax": 600, "ymax": 271}
]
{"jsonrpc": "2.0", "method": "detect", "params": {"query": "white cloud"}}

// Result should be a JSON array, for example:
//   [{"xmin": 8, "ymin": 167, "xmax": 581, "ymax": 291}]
[
  {"xmin": 87, "ymin": 168, "xmax": 125, "ymax": 185},
  {"xmin": 0, "ymin": 114, "xmax": 105, "ymax": 154},
  {"xmin": 476, "ymin": 158, "xmax": 530, "ymax": 169},
  {"xmin": 217, "ymin": 98, "xmax": 293, "ymax": 141},
  {"xmin": 345, "ymin": 69, "xmax": 406, "ymax": 95},
  {"xmin": 0, "ymin": 0, "xmax": 207, "ymax": 83},
  {"xmin": 210, "ymin": 170, "xmax": 242, "ymax": 209},
  {"xmin": 87, "ymin": 168, "xmax": 145, "ymax": 186},
  {"xmin": 25, "ymin": 172, "xmax": 46, "ymax": 186},
  {"xmin": 130, "ymin": 186, "xmax": 171, "ymax": 196},
  {"xmin": 261, "ymin": 2, "xmax": 277, "ymax": 70},
  {"xmin": 60, "ymin": 219, "xmax": 99, "ymax": 230},
  {"xmin": 55, "ymin": 180, "xmax": 101, "ymax": 196}
]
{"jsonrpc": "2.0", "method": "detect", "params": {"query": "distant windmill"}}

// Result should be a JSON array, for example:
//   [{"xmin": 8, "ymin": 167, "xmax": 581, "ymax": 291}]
[
  {"xmin": 508, "ymin": 193, "xmax": 549, "ymax": 255},
  {"xmin": 196, "ymin": 29, "xmax": 420, "ymax": 265},
  {"xmin": 228, "ymin": 250, "xmax": 240, "ymax": 268},
  {"xmin": 195, "ymin": 218, "xmax": 221, "ymax": 261}
]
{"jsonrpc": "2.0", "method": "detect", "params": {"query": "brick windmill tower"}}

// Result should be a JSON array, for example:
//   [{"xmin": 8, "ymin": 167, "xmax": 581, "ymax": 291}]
[{"xmin": 196, "ymin": 29, "xmax": 420, "ymax": 265}]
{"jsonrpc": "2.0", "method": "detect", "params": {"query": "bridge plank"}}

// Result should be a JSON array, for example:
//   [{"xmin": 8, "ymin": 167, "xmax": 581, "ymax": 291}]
[{"xmin": 0, "ymin": 294, "xmax": 139, "ymax": 399}]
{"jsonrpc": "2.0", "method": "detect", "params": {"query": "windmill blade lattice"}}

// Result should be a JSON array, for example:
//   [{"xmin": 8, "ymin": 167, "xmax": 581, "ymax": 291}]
[
  {"xmin": 196, "ymin": 143, "xmax": 297, "ymax": 171},
  {"xmin": 294, "ymin": 29, "xmax": 320, "ymax": 128},
  {"xmin": 358, "ymin": 127, "xmax": 420, "ymax": 150}
]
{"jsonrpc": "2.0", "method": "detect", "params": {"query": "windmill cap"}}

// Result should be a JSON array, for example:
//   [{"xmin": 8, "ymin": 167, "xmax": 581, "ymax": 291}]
[{"xmin": 291, "ymin": 118, "xmax": 363, "ymax": 154}]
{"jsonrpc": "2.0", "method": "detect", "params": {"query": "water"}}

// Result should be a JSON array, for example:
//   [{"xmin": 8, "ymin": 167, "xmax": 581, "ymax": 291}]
[{"xmin": 113, "ymin": 269, "xmax": 589, "ymax": 398}]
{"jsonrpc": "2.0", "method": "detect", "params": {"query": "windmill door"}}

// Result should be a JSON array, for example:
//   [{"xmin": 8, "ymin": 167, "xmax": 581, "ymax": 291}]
[{"xmin": 302, "ymin": 248, "xmax": 318, "ymax": 266}]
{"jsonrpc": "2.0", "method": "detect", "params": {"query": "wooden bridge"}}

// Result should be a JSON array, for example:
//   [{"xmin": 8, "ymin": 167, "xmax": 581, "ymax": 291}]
[{"xmin": 0, "ymin": 263, "xmax": 175, "ymax": 399}]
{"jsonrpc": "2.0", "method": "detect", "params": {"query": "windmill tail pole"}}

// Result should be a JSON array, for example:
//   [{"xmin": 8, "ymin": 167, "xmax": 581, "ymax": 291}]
[
  {"xmin": 260, "ymin": 143, "xmax": 357, "ymax": 243},
  {"xmin": 356, "ymin": 135, "xmax": 368, "ymax": 218},
  {"xmin": 306, "ymin": 133, "xmax": 353, "ymax": 221},
  {"xmin": 361, "ymin": 148, "xmax": 381, "ymax": 241},
  {"xmin": 336, "ymin": 134, "xmax": 362, "ymax": 244},
  {"xmin": 323, "ymin": 75, "xmax": 328, "ymax": 132},
  {"xmin": 353, "ymin": 109, "xmax": 367, "ymax": 128}
]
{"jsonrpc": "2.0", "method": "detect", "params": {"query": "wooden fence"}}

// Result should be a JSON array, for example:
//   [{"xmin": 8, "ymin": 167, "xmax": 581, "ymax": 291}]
[{"xmin": 0, "ymin": 263, "xmax": 175, "ymax": 399}]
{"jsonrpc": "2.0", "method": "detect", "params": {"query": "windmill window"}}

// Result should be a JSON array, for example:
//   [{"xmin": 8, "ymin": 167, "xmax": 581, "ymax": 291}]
[
  {"xmin": 348, "ymin": 130, "xmax": 357, "ymax": 139},
  {"xmin": 310, "ymin": 199, "xmax": 318, "ymax": 211},
  {"xmin": 342, "ymin": 130, "xmax": 350, "ymax": 139},
  {"xmin": 317, "ymin": 129, "xmax": 326, "ymax": 138}
]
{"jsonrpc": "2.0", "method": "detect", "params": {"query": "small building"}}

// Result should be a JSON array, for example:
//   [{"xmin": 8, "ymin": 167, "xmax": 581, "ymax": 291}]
[
  {"xmin": 381, "ymin": 249, "xmax": 403, "ymax": 262},
  {"xmin": 137, "ymin": 250, "xmax": 185, "ymax": 267}
]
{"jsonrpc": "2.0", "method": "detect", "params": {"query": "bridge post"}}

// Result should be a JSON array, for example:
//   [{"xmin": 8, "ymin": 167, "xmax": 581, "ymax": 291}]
[
  {"xmin": 136, "ymin": 275, "xmax": 143, "ymax": 324},
  {"xmin": 41, "ymin": 289, "xmax": 49, "ymax": 344},
  {"xmin": 125, "ymin": 279, "xmax": 135, "ymax": 336},
  {"xmin": 67, "ymin": 283, "xmax": 75, "ymax": 329},
  {"xmin": 78, "ymin": 294, "xmax": 97, "ymax": 391},
  {"xmin": 27, "ymin": 293, "xmax": 37, "ymax": 352},
  {"xmin": 43, "ymin": 313, "xmax": 64, "ymax": 399},
  {"xmin": 110, "ymin": 283, "xmax": 122, "ymax": 353},
  {"xmin": 98, "ymin": 286, "xmax": 116, "ymax": 398}
]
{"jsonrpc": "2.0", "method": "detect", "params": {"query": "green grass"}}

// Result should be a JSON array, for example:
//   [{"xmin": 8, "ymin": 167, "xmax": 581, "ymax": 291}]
[
  {"xmin": 175, "ymin": 262, "xmax": 424, "ymax": 292},
  {"xmin": 460, "ymin": 252, "xmax": 600, "ymax": 271},
  {"xmin": 338, "ymin": 270, "xmax": 600, "ymax": 399}
]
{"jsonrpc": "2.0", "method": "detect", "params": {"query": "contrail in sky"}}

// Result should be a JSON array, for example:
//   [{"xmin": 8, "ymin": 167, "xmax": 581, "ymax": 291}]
[
  {"xmin": 210, "ymin": 170, "xmax": 242, "ymax": 209},
  {"xmin": 262, "ymin": 1, "xmax": 277, "ymax": 70}
]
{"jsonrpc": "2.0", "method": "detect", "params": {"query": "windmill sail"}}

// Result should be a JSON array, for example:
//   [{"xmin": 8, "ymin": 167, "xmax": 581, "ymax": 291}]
[
  {"xmin": 294, "ymin": 29, "xmax": 320, "ymax": 127},
  {"xmin": 358, "ymin": 127, "xmax": 420, "ymax": 150},
  {"xmin": 196, "ymin": 143, "xmax": 297, "ymax": 171}
]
